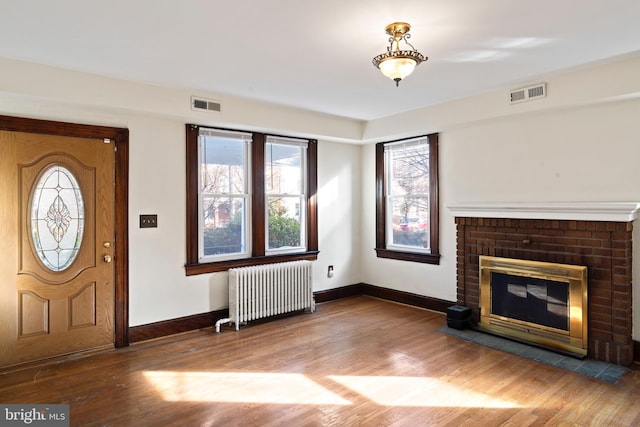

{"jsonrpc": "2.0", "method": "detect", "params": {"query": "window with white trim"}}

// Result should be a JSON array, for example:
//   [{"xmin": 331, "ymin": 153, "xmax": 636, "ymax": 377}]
[
  {"xmin": 198, "ymin": 128, "xmax": 252, "ymax": 262},
  {"xmin": 265, "ymin": 136, "xmax": 307, "ymax": 254}
]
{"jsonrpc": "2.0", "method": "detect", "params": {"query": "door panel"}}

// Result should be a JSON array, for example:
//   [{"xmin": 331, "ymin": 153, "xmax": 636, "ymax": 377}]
[
  {"xmin": 69, "ymin": 283, "xmax": 97, "ymax": 329},
  {"xmin": 18, "ymin": 291, "xmax": 49, "ymax": 337},
  {"xmin": 0, "ymin": 130, "xmax": 115, "ymax": 367}
]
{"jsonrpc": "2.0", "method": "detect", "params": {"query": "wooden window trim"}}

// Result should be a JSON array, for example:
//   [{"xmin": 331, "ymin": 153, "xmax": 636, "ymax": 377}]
[
  {"xmin": 185, "ymin": 124, "xmax": 318, "ymax": 275},
  {"xmin": 375, "ymin": 133, "xmax": 440, "ymax": 264}
]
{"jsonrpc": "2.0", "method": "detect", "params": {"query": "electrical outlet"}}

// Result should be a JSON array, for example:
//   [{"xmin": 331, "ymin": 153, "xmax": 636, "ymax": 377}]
[
  {"xmin": 140, "ymin": 214, "xmax": 158, "ymax": 228},
  {"xmin": 328, "ymin": 265, "xmax": 334, "ymax": 278}
]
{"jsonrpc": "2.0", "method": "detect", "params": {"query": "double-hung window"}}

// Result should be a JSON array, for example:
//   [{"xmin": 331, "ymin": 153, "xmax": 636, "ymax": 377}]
[
  {"xmin": 265, "ymin": 136, "xmax": 307, "ymax": 254},
  {"xmin": 375, "ymin": 133, "xmax": 440, "ymax": 264},
  {"xmin": 185, "ymin": 125, "xmax": 318, "ymax": 274},
  {"xmin": 198, "ymin": 128, "xmax": 252, "ymax": 262}
]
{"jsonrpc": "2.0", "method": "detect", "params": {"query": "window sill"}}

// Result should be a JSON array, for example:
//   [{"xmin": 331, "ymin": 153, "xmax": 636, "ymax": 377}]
[
  {"xmin": 375, "ymin": 248, "xmax": 441, "ymax": 265},
  {"xmin": 185, "ymin": 251, "xmax": 320, "ymax": 275}
]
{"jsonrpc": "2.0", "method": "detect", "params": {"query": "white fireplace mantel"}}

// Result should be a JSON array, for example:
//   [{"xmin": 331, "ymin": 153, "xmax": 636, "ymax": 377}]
[{"xmin": 447, "ymin": 202, "xmax": 640, "ymax": 222}]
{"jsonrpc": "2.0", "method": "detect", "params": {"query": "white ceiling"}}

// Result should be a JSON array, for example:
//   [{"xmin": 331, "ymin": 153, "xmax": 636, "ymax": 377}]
[{"xmin": 1, "ymin": 1, "xmax": 639, "ymax": 121}]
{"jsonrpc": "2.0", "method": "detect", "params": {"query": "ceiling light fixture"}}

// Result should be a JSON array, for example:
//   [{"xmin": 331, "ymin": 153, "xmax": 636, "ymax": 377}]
[{"xmin": 372, "ymin": 22, "xmax": 427, "ymax": 87}]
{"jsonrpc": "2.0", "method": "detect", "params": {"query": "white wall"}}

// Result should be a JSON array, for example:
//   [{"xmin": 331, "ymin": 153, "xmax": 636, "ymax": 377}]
[
  {"xmin": 0, "ymin": 57, "xmax": 363, "ymax": 327},
  {"xmin": 359, "ymin": 143, "xmax": 458, "ymax": 301},
  {"xmin": 2, "ymin": 54, "xmax": 640, "ymax": 337},
  {"xmin": 128, "ymin": 127, "xmax": 363, "ymax": 325},
  {"xmin": 361, "ymin": 54, "xmax": 640, "ymax": 337},
  {"xmin": 316, "ymin": 141, "xmax": 363, "ymax": 291}
]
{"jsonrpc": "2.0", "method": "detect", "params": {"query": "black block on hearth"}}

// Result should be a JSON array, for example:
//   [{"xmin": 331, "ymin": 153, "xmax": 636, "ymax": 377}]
[{"xmin": 446, "ymin": 305, "xmax": 471, "ymax": 330}]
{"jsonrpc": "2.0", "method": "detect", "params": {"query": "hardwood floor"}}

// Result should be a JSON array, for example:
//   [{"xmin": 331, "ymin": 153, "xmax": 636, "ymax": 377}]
[{"xmin": 1, "ymin": 295, "xmax": 640, "ymax": 426}]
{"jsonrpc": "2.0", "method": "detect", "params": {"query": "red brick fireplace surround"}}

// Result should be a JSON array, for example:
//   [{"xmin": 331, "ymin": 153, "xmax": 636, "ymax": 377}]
[{"xmin": 449, "ymin": 203, "xmax": 640, "ymax": 366}]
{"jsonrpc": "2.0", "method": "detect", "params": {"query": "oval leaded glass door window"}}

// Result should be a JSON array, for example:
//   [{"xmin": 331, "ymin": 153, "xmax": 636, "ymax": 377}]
[{"xmin": 30, "ymin": 164, "xmax": 85, "ymax": 272}]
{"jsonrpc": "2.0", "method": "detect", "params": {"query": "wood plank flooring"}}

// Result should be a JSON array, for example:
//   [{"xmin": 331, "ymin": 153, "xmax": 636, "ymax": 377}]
[{"xmin": 1, "ymin": 295, "xmax": 640, "ymax": 426}]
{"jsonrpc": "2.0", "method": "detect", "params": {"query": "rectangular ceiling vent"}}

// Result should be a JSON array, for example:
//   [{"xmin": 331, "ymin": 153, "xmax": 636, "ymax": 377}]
[
  {"xmin": 510, "ymin": 83, "xmax": 546, "ymax": 105},
  {"xmin": 191, "ymin": 96, "xmax": 222, "ymax": 113}
]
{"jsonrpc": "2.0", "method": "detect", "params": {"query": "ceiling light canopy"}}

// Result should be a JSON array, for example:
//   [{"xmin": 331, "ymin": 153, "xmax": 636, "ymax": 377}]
[{"xmin": 372, "ymin": 22, "xmax": 427, "ymax": 87}]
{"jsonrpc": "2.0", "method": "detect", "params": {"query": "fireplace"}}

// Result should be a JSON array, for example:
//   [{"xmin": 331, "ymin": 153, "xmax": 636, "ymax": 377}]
[
  {"xmin": 449, "ymin": 202, "xmax": 640, "ymax": 366},
  {"xmin": 478, "ymin": 256, "xmax": 588, "ymax": 357}
]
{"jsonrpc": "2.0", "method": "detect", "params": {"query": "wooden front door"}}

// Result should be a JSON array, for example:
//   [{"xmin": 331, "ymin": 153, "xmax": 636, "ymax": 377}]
[{"xmin": 0, "ymin": 129, "xmax": 116, "ymax": 367}]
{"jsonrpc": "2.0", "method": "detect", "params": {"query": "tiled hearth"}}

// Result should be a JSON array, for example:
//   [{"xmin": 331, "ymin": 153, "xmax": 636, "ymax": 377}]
[{"xmin": 449, "ymin": 203, "xmax": 640, "ymax": 366}]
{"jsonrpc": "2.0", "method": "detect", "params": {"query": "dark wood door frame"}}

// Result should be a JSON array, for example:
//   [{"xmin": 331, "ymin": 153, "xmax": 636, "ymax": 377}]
[{"xmin": 0, "ymin": 115, "xmax": 130, "ymax": 348}]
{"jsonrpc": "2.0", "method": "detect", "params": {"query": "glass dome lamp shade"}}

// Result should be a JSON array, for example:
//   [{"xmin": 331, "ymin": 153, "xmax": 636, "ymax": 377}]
[
  {"xmin": 372, "ymin": 22, "xmax": 427, "ymax": 87},
  {"xmin": 377, "ymin": 55, "xmax": 418, "ymax": 84}
]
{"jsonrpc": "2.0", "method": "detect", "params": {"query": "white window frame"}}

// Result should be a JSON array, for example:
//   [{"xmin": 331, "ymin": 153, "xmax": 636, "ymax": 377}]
[
  {"xmin": 264, "ymin": 136, "xmax": 308, "ymax": 255},
  {"xmin": 197, "ymin": 128, "xmax": 252, "ymax": 263},
  {"xmin": 384, "ymin": 137, "xmax": 431, "ymax": 254}
]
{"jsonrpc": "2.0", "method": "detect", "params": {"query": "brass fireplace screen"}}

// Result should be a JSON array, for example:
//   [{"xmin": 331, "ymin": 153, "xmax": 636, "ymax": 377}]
[{"xmin": 479, "ymin": 256, "xmax": 588, "ymax": 357}]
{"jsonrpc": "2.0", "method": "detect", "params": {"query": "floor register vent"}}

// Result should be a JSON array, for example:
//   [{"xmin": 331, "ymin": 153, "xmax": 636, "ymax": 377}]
[
  {"xmin": 510, "ymin": 83, "xmax": 546, "ymax": 104},
  {"xmin": 191, "ymin": 96, "xmax": 222, "ymax": 113}
]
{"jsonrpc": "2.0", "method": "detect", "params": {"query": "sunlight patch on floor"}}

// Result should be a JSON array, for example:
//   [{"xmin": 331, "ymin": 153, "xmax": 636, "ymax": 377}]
[
  {"xmin": 328, "ymin": 375, "xmax": 522, "ymax": 408},
  {"xmin": 143, "ymin": 371, "xmax": 351, "ymax": 405},
  {"xmin": 144, "ymin": 371, "xmax": 522, "ymax": 408}
]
